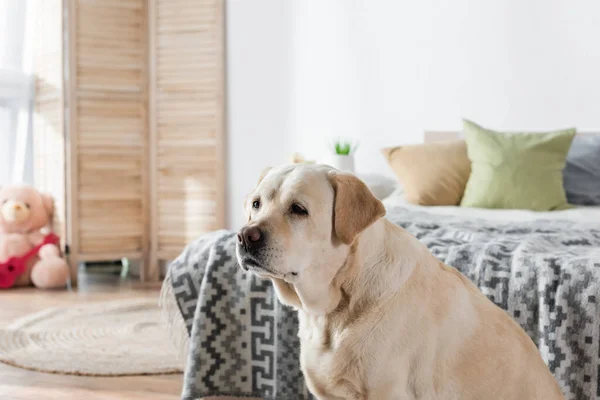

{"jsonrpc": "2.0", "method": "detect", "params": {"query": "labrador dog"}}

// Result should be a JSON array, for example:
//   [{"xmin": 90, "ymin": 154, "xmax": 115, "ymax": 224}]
[{"xmin": 236, "ymin": 164, "xmax": 563, "ymax": 400}]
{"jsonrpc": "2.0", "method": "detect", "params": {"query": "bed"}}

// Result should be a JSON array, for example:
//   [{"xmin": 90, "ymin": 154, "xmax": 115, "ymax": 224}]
[{"xmin": 160, "ymin": 131, "xmax": 600, "ymax": 400}]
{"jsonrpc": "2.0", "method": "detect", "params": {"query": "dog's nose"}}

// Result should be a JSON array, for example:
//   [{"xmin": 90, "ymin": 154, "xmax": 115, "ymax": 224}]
[{"xmin": 237, "ymin": 226, "xmax": 263, "ymax": 250}]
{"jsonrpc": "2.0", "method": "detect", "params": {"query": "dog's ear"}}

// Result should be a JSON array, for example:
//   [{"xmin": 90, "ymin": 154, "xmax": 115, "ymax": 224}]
[{"xmin": 328, "ymin": 171, "xmax": 386, "ymax": 245}]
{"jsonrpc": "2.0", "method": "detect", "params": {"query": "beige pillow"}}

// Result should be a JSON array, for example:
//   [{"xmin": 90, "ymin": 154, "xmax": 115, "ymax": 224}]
[{"xmin": 381, "ymin": 140, "xmax": 471, "ymax": 205}]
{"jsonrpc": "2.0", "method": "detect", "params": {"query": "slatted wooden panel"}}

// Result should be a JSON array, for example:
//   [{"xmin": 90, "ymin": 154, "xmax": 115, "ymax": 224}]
[
  {"xmin": 33, "ymin": 0, "xmax": 224, "ymax": 282},
  {"xmin": 149, "ymin": 0, "xmax": 225, "ymax": 275},
  {"xmin": 71, "ymin": 0, "xmax": 148, "ymax": 259},
  {"xmin": 32, "ymin": 0, "xmax": 66, "ymax": 243}
]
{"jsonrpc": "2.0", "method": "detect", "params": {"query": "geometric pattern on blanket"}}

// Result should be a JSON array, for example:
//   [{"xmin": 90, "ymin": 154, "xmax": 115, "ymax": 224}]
[
  {"xmin": 169, "ymin": 230, "xmax": 311, "ymax": 400},
  {"xmin": 168, "ymin": 208, "xmax": 600, "ymax": 400}
]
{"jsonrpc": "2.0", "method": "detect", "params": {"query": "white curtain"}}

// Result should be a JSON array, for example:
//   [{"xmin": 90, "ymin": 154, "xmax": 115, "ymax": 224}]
[{"xmin": 0, "ymin": 0, "xmax": 34, "ymax": 186}]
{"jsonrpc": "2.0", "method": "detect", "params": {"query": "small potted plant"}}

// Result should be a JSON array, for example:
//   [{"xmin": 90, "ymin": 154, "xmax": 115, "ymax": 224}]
[{"xmin": 328, "ymin": 139, "xmax": 358, "ymax": 172}]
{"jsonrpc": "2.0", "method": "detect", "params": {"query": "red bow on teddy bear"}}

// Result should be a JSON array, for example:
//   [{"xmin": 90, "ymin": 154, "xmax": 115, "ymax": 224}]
[{"xmin": 0, "ymin": 232, "xmax": 61, "ymax": 288}]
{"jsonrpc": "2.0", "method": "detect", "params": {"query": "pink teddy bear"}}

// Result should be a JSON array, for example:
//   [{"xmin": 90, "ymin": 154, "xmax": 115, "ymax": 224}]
[{"xmin": 0, "ymin": 185, "xmax": 70, "ymax": 289}]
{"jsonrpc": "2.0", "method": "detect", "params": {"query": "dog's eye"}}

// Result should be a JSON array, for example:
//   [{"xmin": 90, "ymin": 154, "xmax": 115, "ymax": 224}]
[
  {"xmin": 290, "ymin": 203, "xmax": 308, "ymax": 216},
  {"xmin": 252, "ymin": 199, "xmax": 260, "ymax": 210}
]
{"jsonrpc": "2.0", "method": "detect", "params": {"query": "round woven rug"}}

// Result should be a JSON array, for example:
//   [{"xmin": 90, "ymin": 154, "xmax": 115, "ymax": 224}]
[{"xmin": 0, "ymin": 299, "xmax": 183, "ymax": 376}]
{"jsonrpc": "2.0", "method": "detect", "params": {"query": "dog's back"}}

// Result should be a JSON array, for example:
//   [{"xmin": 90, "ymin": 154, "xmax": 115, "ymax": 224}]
[{"xmin": 435, "ymin": 262, "xmax": 564, "ymax": 399}]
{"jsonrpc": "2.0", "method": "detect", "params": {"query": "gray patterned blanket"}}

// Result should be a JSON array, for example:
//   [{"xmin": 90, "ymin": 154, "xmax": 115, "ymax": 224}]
[{"xmin": 162, "ymin": 206, "xmax": 600, "ymax": 400}]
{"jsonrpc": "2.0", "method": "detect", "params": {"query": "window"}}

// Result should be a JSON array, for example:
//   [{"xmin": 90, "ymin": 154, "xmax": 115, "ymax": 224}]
[{"xmin": 0, "ymin": 0, "xmax": 34, "ymax": 186}]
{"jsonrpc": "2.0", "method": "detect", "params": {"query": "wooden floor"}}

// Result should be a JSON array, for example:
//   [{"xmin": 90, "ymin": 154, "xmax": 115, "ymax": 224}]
[{"xmin": 0, "ymin": 272, "xmax": 183, "ymax": 400}]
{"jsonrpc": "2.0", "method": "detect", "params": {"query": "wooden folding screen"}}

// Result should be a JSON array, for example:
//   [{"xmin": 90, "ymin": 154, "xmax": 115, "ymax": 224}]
[
  {"xmin": 68, "ymin": 0, "xmax": 149, "ymax": 281},
  {"xmin": 32, "ymin": 0, "xmax": 225, "ymax": 285},
  {"xmin": 148, "ymin": 0, "xmax": 226, "ymax": 280}
]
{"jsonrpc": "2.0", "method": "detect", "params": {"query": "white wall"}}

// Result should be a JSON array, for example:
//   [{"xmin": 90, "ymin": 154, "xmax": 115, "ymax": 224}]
[
  {"xmin": 226, "ymin": 0, "xmax": 600, "ymax": 229},
  {"xmin": 226, "ymin": 0, "xmax": 295, "ymax": 230}
]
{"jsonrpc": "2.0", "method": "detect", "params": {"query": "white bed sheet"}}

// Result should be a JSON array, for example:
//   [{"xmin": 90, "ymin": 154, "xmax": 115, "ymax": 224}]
[{"xmin": 383, "ymin": 191, "xmax": 600, "ymax": 223}]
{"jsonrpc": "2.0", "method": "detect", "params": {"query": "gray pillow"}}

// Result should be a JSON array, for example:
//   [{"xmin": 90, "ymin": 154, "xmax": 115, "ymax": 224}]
[
  {"xmin": 357, "ymin": 173, "xmax": 401, "ymax": 200},
  {"xmin": 563, "ymin": 135, "xmax": 600, "ymax": 205}
]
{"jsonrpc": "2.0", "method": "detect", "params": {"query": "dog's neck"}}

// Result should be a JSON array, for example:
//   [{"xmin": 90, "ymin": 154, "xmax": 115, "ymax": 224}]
[
  {"xmin": 336, "ymin": 219, "xmax": 418, "ymax": 317},
  {"xmin": 277, "ymin": 218, "xmax": 418, "ymax": 316}
]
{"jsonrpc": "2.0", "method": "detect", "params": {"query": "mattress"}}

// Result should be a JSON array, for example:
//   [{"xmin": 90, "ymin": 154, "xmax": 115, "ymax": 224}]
[{"xmin": 383, "ymin": 190, "xmax": 600, "ymax": 223}]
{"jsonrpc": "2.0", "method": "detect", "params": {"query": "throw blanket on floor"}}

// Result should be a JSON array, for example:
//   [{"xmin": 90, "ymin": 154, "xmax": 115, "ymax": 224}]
[{"xmin": 162, "ymin": 206, "xmax": 600, "ymax": 400}]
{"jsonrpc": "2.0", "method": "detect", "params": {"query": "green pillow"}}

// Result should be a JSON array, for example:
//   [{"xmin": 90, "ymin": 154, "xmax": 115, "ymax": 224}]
[{"xmin": 460, "ymin": 119, "xmax": 576, "ymax": 211}]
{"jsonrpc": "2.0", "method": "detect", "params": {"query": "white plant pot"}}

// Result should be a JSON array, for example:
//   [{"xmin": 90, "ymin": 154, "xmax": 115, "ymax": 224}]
[{"xmin": 329, "ymin": 154, "xmax": 355, "ymax": 172}]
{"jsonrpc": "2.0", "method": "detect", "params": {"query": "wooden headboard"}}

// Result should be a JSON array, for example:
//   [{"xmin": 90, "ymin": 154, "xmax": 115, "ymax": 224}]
[{"xmin": 424, "ymin": 131, "xmax": 597, "ymax": 143}]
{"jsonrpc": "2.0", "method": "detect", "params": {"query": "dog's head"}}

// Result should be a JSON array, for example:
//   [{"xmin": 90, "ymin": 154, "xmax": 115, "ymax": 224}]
[{"xmin": 236, "ymin": 164, "xmax": 385, "ymax": 287}]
